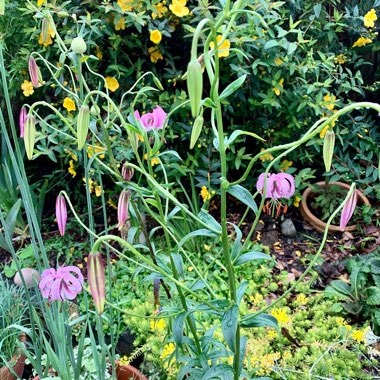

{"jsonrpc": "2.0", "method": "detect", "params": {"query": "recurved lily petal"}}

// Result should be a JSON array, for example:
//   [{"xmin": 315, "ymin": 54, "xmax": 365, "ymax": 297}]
[
  {"xmin": 87, "ymin": 252, "xmax": 105, "ymax": 314},
  {"xmin": 340, "ymin": 185, "xmax": 358, "ymax": 231},
  {"xmin": 56, "ymin": 194, "xmax": 67, "ymax": 236}
]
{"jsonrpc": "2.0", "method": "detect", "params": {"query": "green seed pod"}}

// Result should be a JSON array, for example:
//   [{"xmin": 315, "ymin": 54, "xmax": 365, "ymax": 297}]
[
  {"xmin": 187, "ymin": 60, "xmax": 203, "ymax": 117},
  {"xmin": 77, "ymin": 105, "xmax": 90, "ymax": 150},
  {"xmin": 71, "ymin": 36, "xmax": 86, "ymax": 54},
  {"xmin": 323, "ymin": 130, "xmax": 335, "ymax": 172},
  {"xmin": 190, "ymin": 114, "xmax": 203, "ymax": 149},
  {"xmin": 24, "ymin": 115, "xmax": 36, "ymax": 160}
]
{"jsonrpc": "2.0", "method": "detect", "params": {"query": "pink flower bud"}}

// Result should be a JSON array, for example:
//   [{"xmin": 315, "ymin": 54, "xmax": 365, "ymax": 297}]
[
  {"xmin": 56, "ymin": 194, "xmax": 67, "ymax": 236},
  {"xmin": 121, "ymin": 163, "xmax": 134, "ymax": 181},
  {"xmin": 339, "ymin": 186, "xmax": 358, "ymax": 231},
  {"xmin": 28, "ymin": 56, "xmax": 39, "ymax": 88},
  {"xmin": 87, "ymin": 252, "xmax": 105, "ymax": 314},
  {"xmin": 19, "ymin": 107, "xmax": 27, "ymax": 138},
  {"xmin": 117, "ymin": 190, "xmax": 130, "ymax": 230}
]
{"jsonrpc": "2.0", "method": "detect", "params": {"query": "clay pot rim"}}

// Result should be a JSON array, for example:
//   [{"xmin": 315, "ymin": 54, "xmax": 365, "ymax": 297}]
[
  {"xmin": 300, "ymin": 181, "xmax": 371, "ymax": 233},
  {"xmin": 115, "ymin": 362, "xmax": 148, "ymax": 380}
]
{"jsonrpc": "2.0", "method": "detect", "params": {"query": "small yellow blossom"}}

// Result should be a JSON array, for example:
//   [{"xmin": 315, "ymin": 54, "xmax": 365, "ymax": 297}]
[
  {"xmin": 68, "ymin": 151, "xmax": 78, "ymax": 161},
  {"xmin": 169, "ymin": 0, "xmax": 189, "ymax": 17},
  {"xmin": 63, "ymin": 97, "xmax": 76, "ymax": 112},
  {"xmin": 280, "ymin": 159, "xmax": 293, "ymax": 172},
  {"xmin": 96, "ymin": 46, "xmax": 103, "ymax": 60},
  {"xmin": 115, "ymin": 17, "xmax": 126, "ymax": 31},
  {"xmin": 293, "ymin": 195, "xmax": 301, "ymax": 207},
  {"xmin": 259, "ymin": 148, "xmax": 274, "ymax": 162},
  {"xmin": 352, "ymin": 36, "xmax": 372, "ymax": 48},
  {"xmin": 255, "ymin": 352, "xmax": 281, "ymax": 376},
  {"xmin": 37, "ymin": 0, "xmax": 45, "ymax": 6},
  {"xmin": 271, "ymin": 308, "xmax": 291, "ymax": 325},
  {"xmin": 39, "ymin": 33, "xmax": 53, "ymax": 47},
  {"xmin": 273, "ymin": 78, "xmax": 284, "ymax": 96},
  {"xmin": 274, "ymin": 57, "xmax": 283, "ymax": 66},
  {"xmin": 117, "ymin": 0, "xmax": 134, "ymax": 12},
  {"xmin": 143, "ymin": 153, "xmax": 160, "ymax": 166},
  {"xmin": 150, "ymin": 319, "xmax": 166, "ymax": 331},
  {"xmin": 295, "ymin": 293, "xmax": 308, "ymax": 305},
  {"xmin": 152, "ymin": 2, "xmax": 168, "ymax": 19},
  {"xmin": 119, "ymin": 355, "xmax": 129, "ymax": 366},
  {"xmin": 334, "ymin": 54, "xmax": 346, "ymax": 64},
  {"xmin": 351, "ymin": 329, "xmax": 366, "ymax": 343},
  {"xmin": 187, "ymin": 266, "xmax": 194, "ymax": 272},
  {"xmin": 200, "ymin": 186, "xmax": 211, "ymax": 203},
  {"xmin": 204, "ymin": 244, "xmax": 211, "ymax": 251},
  {"xmin": 150, "ymin": 29, "xmax": 162, "ymax": 44},
  {"xmin": 87, "ymin": 145, "xmax": 106, "ymax": 159},
  {"xmin": 209, "ymin": 35, "xmax": 231, "ymax": 58},
  {"xmin": 336, "ymin": 317, "xmax": 352, "ymax": 330},
  {"xmin": 68, "ymin": 160, "xmax": 77, "ymax": 177},
  {"xmin": 104, "ymin": 77, "xmax": 120, "ymax": 92},
  {"xmin": 21, "ymin": 80, "xmax": 34, "ymax": 97},
  {"xmin": 364, "ymin": 9, "xmax": 377, "ymax": 28},
  {"xmin": 107, "ymin": 198, "xmax": 117, "ymax": 209},
  {"xmin": 95, "ymin": 185, "xmax": 102, "ymax": 197},
  {"xmin": 136, "ymin": 133, "xmax": 144, "ymax": 142},
  {"xmin": 323, "ymin": 93, "xmax": 336, "ymax": 111},
  {"xmin": 320, "ymin": 124, "xmax": 330, "ymax": 138},
  {"xmin": 250, "ymin": 293, "xmax": 264, "ymax": 305},
  {"xmin": 148, "ymin": 46, "xmax": 163, "ymax": 63},
  {"xmin": 160, "ymin": 342, "xmax": 175, "ymax": 360},
  {"xmin": 267, "ymin": 329, "xmax": 277, "ymax": 340}
]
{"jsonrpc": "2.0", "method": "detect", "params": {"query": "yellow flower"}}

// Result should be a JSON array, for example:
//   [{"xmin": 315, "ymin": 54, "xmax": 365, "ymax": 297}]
[
  {"xmin": 273, "ymin": 78, "xmax": 284, "ymax": 96},
  {"xmin": 204, "ymin": 244, "xmax": 211, "ymax": 251},
  {"xmin": 87, "ymin": 145, "xmax": 106, "ymax": 159},
  {"xmin": 351, "ymin": 329, "xmax": 366, "ymax": 343},
  {"xmin": 336, "ymin": 317, "xmax": 352, "ymax": 330},
  {"xmin": 150, "ymin": 29, "xmax": 162, "ymax": 44},
  {"xmin": 63, "ymin": 97, "xmax": 76, "ymax": 112},
  {"xmin": 150, "ymin": 319, "xmax": 166, "ymax": 331},
  {"xmin": 68, "ymin": 160, "xmax": 77, "ymax": 177},
  {"xmin": 105, "ymin": 77, "xmax": 119, "ymax": 92},
  {"xmin": 295, "ymin": 293, "xmax": 308, "ymax": 305},
  {"xmin": 187, "ymin": 266, "xmax": 194, "ymax": 272},
  {"xmin": 323, "ymin": 93, "xmax": 336, "ymax": 111},
  {"xmin": 209, "ymin": 35, "xmax": 231, "ymax": 58},
  {"xmin": 169, "ymin": 0, "xmax": 189, "ymax": 17},
  {"xmin": 68, "ymin": 150, "xmax": 78, "ymax": 161},
  {"xmin": 148, "ymin": 46, "xmax": 163, "ymax": 63},
  {"xmin": 143, "ymin": 153, "xmax": 160, "ymax": 166},
  {"xmin": 352, "ymin": 36, "xmax": 372, "ymax": 48},
  {"xmin": 320, "ymin": 124, "xmax": 330, "ymax": 138},
  {"xmin": 200, "ymin": 186, "xmax": 211, "ymax": 203},
  {"xmin": 37, "ymin": 0, "xmax": 45, "ymax": 6},
  {"xmin": 280, "ymin": 159, "xmax": 293, "ymax": 172},
  {"xmin": 271, "ymin": 308, "xmax": 291, "ymax": 325},
  {"xmin": 334, "ymin": 54, "xmax": 346, "ymax": 64},
  {"xmin": 160, "ymin": 342, "xmax": 175, "ymax": 360},
  {"xmin": 249, "ymin": 293, "xmax": 264, "ymax": 305},
  {"xmin": 117, "ymin": 0, "xmax": 134, "ymax": 12},
  {"xmin": 38, "ymin": 23, "xmax": 55, "ymax": 47},
  {"xmin": 115, "ymin": 17, "xmax": 126, "ymax": 31},
  {"xmin": 259, "ymin": 148, "xmax": 273, "ymax": 162},
  {"xmin": 364, "ymin": 9, "xmax": 377, "ymax": 28},
  {"xmin": 96, "ymin": 46, "xmax": 103, "ymax": 60},
  {"xmin": 119, "ymin": 355, "xmax": 129, "ymax": 366},
  {"xmin": 274, "ymin": 57, "xmax": 283, "ymax": 66},
  {"xmin": 293, "ymin": 195, "xmax": 301, "ymax": 208},
  {"xmin": 21, "ymin": 80, "xmax": 34, "ymax": 97},
  {"xmin": 152, "ymin": 2, "xmax": 168, "ymax": 19},
  {"xmin": 95, "ymin": 185, "xmax": 102, "ymax": 197},
  {"xmin": 267, "ymin": 329, "xmax": 277, "ymax": 340}
]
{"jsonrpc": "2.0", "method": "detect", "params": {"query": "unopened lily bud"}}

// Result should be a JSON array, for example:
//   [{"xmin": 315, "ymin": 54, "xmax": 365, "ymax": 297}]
[
  {"xmin": 323, "ymin": 130, "xmax": 335, "ymax": 172},
  {"xmin": 24, "ymin": 115, "xmax": 36, "ymax": 160},
  {"xmin": 117, "ymin": 190, "xmax": 130, "ymax": 230},
  {"xmin": 153, "ymin": 76, "xmax": 164, "ymax": 91},
  {"xmin": 19, "ymin": 107, "xmax": 27, "ymax": 138},
  {"xmin": 190, "ymin": 115, "xmax": 203, "ymax": 149},
  {"xmin": 71, "ymin": 36, "xmax": 86, "ymax": 54},
  {"xmin": 90, "ymin": 104, "xmax": 100, "ymax": 117},
  {"xmin": 56, "ymin": 194, "xmax": 67, "ymax": 236},
  {"xmin": 340, "ymin": 184, "xmax": 358, "ymax": 231},
  {"xmin": 77, "ymin": 105, "xmax": 90, "ymax": 150},
  {"xmin": 121, "ymin": 163, "xmax": 134, "ymax": 181},
  {"xmin": 41, "ymin": 18, "xmax": 49, "ymax": 43},
  {"xmin": 187, "ymin": 60, "xmax": 203, "ymax": 117},
  {"xmin": 28, "ymin": 56, "xmax": 40, "ymax": 88},
  {"xmin": 87, "ymin": 252, "xmax": 105, "ymax": 314}
]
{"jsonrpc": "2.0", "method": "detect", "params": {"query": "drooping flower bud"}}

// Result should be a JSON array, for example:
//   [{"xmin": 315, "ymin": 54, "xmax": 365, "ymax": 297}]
[
  {"xmin": 117, "ymin": 190, "xmax": 130, "ymax": 230},
  {"xmin": 28, "ymin": 56, "xmax": 40, "ymax": 88},
  {"xmin": 187, "ymin": 60, "xmax": 203, "ymax": 117},
  {"xmin": 77, "ymin": 105, "xmax": 90, "ymax": 150},
  {"xmin": 19, "ymin": 107, "xmax": 27, "ymax": 138},
  {"xmin": 190, "ymin": 115, "xmax": 203, "ymax": 149},
  {"xmin": 87, "ymin": 252, "xmax": 105, "ymax": 314},
  {"xmin": 24, "ymin": 115, "xmax": 36, "ymax": 160},
  {"xmin": 56, "ymin": 194, "xmax": 67, "ymax": 236},
  {"xmin": 121, "ymin": 163, "xmax": 134, "ymax": 181},
  {"xmin": 71, "ymin": 37, "xmax": 87, "ymax": 54},
  {"xmin": 41, "ymin": 18, "xmax": 49, "ymax": 43},
  {"xmin": 340, "ymin": 184, "xmax": 358, "ymax": 231},
  {"xmin": 323, "ymin": 130, "xmax": 335, "ymax": 172}
]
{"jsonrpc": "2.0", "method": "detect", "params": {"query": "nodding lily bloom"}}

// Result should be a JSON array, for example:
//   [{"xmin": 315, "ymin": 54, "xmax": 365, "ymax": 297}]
[
  {"xmin": 19, "ymin": 107, "xmax": 27, "ymax": 138},
  {"xmin": 256, "ymin": 172, "xmax": 295, "ymax": 217},
  {"xmin": 56, "ymin": 194, "xmax": 67, "ymax": 236},
  {"xmin": 340, "ymin": 185, "xmax": 358, "ymax": 231},
  {"xmin": 117, "ymin": 190, "xmax": 130, "ymax": 230},
  {"xmin": 121, "ymin": 163, "xmax": 134, "ymax": 181},
  {"xmin": 134, "ymin": 106, "xmax": 167, "ymax": 132},
  {"xmin": 87, "ymin": 252, "xmax": 105, "ymax": 314},
  {"xmin": 39, "ymin": 266, "xmax": 84, "ymax": 301}
]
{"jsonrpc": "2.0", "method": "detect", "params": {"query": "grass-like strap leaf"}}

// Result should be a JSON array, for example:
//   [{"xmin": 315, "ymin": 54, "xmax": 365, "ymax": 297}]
[
  {"xmin": 178, "ymin": 228, "xmax": 217, "ymax": 248},
  {"xmin": 222, "ymin": 305, "xmax": 238, "ymax": 352},
  {"xmin": 234, "ymin": 251, "xmax": 272, "ymax": 266},
  {"xmin": 219, "ymin": 75, "xmax": 247, "ymax": 101},
  {"xmin": 198, "ymin": 209, "xmax": 222, "ymax": 233}
]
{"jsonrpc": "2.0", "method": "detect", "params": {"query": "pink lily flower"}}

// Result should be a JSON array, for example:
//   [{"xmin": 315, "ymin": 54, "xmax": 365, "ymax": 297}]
[
  {"xmin": 340, "ymin": 187, "xmax": 358, "ymax": 231},
  {"xmin": 134, "ymin": 106, "xmax": 167, "ymax": 132},
  {"xmin": 117, "ymin": 190, "xmax": 130, "ymax": 230},
  {"xmin": 56, "ymin": 194, "xmax": 67, "ymax": 236},
  {"xmin": 19, "ymin": 107, "xmax": 27, "ymax": 138},
  {"xmin": 39, "ymin": 266, "xmax": 84, "ymax": 301},
  {"xmin": 256, "ymin": 173, "xmax": 295, "ymax": 199}
]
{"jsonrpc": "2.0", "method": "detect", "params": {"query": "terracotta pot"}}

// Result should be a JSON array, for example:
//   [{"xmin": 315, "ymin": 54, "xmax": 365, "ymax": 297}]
[
  {"xmin": 116, "ymin": 363, "xmax": 148, "ymax": 380},
  {"xmin": 300, "ymin": 181, "xmax": 370, "ymax": 233},
  {"xmin": 0, "ymin": 334, "xmax": 26, "ymax": 380}
]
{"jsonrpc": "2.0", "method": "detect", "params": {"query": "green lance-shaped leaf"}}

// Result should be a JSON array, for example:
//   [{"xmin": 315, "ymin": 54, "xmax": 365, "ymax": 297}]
[
  {"xmin": 24, "ymin": 115, "xmax": 36, "ymax": 160},
  {"xmin": 187, "ymin": 60, "xmax": 203, "ymax": 117},
  {"xmin": 222, "ymin": 305, "xmax": 239, "ymax": 352},
  {"xmin": 190, "ymin": 114, "xmax": 203, "ymax": 149},
  {"xmin": 323, "ymin": 130, "xmax": 335, "ymax": 172},
  {"xmin": 77, "ymin": 105, "xmax": 90, "ymax": 150}
]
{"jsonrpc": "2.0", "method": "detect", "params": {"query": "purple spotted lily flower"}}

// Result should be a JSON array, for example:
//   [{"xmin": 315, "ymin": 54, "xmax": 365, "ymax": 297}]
[
  {"xmin": 256, "ymin": 173, "xmax": 295, "ymax": 217},
  {"xmin": 340, "ymin": 186, "xmax": 358, "ymax": 231},
  {"xmin": 134, "ymin": 106, "xmax": 167, "ymax": 132},
  {"xmin": 19, "ymin": 107, "xmax": 27, "ymax": 138},
  {"xmin": 39, "ymin": 266, "xmax": 84, "ymax": 301},
  {"xmin": 56, "ymin": 194, "xmax": 67, "ymax": 236}
]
